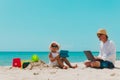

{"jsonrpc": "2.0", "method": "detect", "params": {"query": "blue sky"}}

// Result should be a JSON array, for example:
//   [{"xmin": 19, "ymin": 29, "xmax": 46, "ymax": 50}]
[{"xmin": 0, "ymin": 0, "xmax": 120, "ymax": 51}]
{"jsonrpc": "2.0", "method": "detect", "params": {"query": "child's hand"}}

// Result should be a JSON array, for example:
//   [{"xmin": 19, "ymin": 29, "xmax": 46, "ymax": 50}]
[
  {"xmin": 51, "ymin": 55, "xmax": 59, "ymax": 62},
  {"xmin": 55, "ymin": 55, "xmax": 60, "ymax": 60},
  {"xmin": 50, "ymin": 58, "xmax": 56, "ymax": 62}
]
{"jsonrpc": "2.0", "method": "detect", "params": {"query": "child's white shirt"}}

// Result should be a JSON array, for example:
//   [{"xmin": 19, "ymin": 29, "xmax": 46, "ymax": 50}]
[{"xmin": 49, "ymin": 52, "xmax": 59, "ymax": 67}]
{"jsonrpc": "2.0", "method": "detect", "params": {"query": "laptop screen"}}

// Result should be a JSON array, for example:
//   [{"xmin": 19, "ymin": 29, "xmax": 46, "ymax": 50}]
[{"xmin": 84, "ymin": 51, "xmax": 95, "ymax": 61}]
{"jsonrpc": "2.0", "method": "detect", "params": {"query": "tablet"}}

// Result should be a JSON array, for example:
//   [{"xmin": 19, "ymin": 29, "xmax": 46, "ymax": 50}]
[{"xmin": 60, "ymin": 50, "xmax": 69, "ymax": 58}]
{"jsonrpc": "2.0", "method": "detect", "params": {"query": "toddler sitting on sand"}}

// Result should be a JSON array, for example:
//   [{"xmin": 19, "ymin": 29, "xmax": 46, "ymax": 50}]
[{"xmin": 48, "ymin": 41, "xmax": 77, "ymax": 69}]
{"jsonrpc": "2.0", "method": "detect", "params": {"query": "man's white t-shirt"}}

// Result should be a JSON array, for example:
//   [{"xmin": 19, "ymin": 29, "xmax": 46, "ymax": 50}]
[{"xmin": 98, "ymin": 40, "xmax": 116, "ymax": 64}]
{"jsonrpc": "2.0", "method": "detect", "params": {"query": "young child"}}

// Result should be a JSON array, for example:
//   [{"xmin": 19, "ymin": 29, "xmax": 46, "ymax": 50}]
[{"xmin": 48, "ymin": 41, "xmax": 77, "ymax": 69}]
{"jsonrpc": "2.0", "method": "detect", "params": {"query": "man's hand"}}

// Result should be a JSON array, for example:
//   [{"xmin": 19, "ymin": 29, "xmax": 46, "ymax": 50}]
[{"xmin": 95, "ymin": 57, "xmax": 103, "ymax": 61}]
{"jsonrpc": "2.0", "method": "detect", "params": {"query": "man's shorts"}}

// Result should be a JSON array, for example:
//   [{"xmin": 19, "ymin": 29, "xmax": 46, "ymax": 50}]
[{"xmin": 99, "ymin": 60, "xmax": 115, "ymax": 69}]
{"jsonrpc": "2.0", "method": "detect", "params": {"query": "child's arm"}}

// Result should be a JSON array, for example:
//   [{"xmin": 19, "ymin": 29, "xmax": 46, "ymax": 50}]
[{"xmin": 49, "ymin": 53, "xmax": 56, "ymax": 62}]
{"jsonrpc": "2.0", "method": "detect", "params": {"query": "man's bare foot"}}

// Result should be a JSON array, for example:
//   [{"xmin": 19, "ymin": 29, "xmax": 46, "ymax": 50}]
[{"xmin": 84, "ymin": 62, "xmax": 91, "ymax": 67}]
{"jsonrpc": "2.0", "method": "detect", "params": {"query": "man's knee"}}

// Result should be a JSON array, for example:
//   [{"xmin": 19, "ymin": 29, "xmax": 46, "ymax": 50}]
[{"xmin": 91, "ymin": 61, "xmax": 100, "ymax": 68}]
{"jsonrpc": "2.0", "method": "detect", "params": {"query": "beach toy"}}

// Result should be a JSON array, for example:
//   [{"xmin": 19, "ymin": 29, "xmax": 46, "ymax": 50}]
[
  {"xmin": 31, "ymin": 54, "xmax": 39, "ymax": 62},
  {"xmin": 21, "ymin": 60, "xmax": 31, "ymax": 69},
  {"xmin": 12, "ymin": 58, "xmax": 21, "ymax": 68}
]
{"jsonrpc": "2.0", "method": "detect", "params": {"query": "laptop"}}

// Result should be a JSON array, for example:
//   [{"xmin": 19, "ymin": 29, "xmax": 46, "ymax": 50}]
[
  {"xmin": 84, "ymin": 50, "xmax": 95, "ymax": 61},
  {"xmin": 59, "ymin": 50, "xmax": 69, "ymax": 58}
]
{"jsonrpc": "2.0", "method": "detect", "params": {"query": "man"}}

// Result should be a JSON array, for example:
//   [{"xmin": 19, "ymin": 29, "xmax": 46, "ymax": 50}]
[{"xmin": 84, "ymin": 29, "xmax": 116, "ymax": 69}]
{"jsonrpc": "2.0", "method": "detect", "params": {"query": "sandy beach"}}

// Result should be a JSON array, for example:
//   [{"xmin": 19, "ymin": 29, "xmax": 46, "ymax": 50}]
[{"xmin": 0, "ymin": 61, "xmax": 120, "ymax": 80}]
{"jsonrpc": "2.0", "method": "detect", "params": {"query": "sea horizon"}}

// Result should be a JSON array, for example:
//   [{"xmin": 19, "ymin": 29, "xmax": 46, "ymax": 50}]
[
  {"xmin": 0, "ymin": 51, "xmax": 120, "ymax": 66},
  {"xmin": 0, "ymin": 51, "xmax": 120, "ymax": 52}
]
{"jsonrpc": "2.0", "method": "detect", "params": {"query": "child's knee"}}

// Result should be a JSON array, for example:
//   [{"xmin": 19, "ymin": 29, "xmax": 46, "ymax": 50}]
[{"xmin": 61, "ymin": 57, "xmax": 67, "ymax": 60}]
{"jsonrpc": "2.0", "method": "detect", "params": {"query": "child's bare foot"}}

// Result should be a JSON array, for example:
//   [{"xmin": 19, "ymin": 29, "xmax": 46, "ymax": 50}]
[
  {"xmin": 71, "ymin": 64, "xmax": 77, "ymax": 68},
  {"xmin": 62, "ymin": 66, "xmax": 68, "ymax": 69}
]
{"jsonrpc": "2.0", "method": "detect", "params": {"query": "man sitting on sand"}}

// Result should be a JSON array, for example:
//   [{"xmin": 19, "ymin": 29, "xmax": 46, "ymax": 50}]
[{"xmin": 84, "ymin": 29, "xmax": 116, "ymax": 69}]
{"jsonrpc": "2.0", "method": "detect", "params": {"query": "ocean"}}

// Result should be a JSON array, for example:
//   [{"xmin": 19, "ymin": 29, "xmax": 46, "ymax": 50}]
[{"xmin": 0, "ymin": 51, "xmax": 120, "ymax": 66}]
